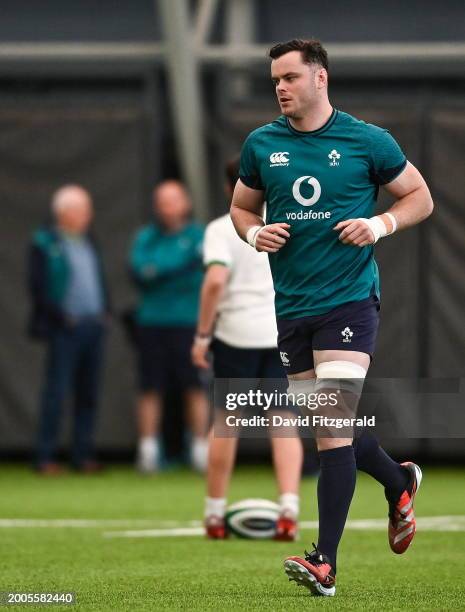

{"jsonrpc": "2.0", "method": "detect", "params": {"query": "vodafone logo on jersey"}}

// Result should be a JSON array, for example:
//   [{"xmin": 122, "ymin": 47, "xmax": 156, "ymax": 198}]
[
  {"xmin": 288, "ymin": 175, "xmax": 331, "ymax": 221},
  {"xmin": 269, "ymin": 152, "xmax": 289, "ymax": 167},
  {"xmin": 292, "ymin": 176, "xmax": 321, "ymax": 206}
]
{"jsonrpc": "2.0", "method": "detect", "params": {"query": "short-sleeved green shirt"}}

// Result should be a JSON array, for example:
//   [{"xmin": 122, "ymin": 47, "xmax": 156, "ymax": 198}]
[{"xmin": 239, "ymin": 109, "xmax": 407, "ymax": 319}]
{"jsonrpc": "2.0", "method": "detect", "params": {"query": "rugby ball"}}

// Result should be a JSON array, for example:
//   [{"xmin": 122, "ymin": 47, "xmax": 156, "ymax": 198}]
[{"xmin": 225, "ymin": 498, "xmax": 280, "ymax": 539}]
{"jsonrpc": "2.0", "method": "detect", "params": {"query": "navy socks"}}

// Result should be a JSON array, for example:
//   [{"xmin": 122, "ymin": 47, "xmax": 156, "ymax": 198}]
[
  {"xmin": 315, "ymin": 435, "xmax": 409, "ymax": 573},
  {"xmin": 317, "ymin": 445, "xmax": 356, "ymax": 573},
  {"xmin": 352, "ymin": 430, "xmax": 409, "ymax": 502}
]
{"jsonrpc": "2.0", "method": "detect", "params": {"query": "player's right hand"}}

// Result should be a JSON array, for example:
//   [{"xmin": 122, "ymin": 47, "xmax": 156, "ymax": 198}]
[
  {"xmin": 255, "ymin": 223, "xmax": 291, "ymax": 253},
  {"xmin": 191, "ymin": 339, "xmax": 210, "ymax": 369}
]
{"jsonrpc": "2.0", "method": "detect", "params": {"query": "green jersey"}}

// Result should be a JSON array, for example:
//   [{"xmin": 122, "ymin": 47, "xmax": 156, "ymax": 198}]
[
  {"xmin": 239, "ymin": 109, "xmax": 407, "ymax": 319},
  {"xmin": 130, "ymin": 221, "xmax": 204, "ymax": 326}
]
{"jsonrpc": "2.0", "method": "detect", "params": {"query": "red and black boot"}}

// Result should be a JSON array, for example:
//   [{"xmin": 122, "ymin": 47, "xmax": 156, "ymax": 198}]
[{"xmin": 284, "ymin": 544, "xmax": 336, "ymax": 597}]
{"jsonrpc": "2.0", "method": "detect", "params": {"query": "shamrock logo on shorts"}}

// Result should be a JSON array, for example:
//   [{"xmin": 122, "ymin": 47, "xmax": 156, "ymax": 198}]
[{"xmin": 341, "ymin": 327, "xmax": 353, "ymax": 343}]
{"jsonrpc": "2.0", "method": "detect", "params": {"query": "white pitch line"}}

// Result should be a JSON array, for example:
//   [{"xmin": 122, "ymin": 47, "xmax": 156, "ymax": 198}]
[
  {"xmin": 103, "ymin": 515, "xmax": 465, "ymax": 538},
  {"xmin": 330, "ymin": 516, "xmax": 465, "ymax": 531},
  {"xmin": 104, "ymin": 527, "xmax": 205, "ymax": 538},
  {"xmin": 0, "ymin": 519, "xmax": 202, "ymax": 528},
  {"xmin": 2, "ymin": 516, "xmax": 465, "ymax": 536}
]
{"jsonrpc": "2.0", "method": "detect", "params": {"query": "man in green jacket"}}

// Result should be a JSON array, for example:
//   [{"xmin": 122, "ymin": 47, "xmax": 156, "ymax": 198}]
[{"xmin": 130, "ymin": 180, "xmax": 208, "ymax": 472}]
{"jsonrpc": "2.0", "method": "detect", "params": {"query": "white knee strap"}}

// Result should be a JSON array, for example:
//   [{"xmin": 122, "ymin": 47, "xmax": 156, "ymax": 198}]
[
  {"xmin": 315, "ymin": 360, "xmax": 367, "ymax": 395},
  {"xmin": 315, "ymin": 360, "xmax": 367, "ymax": 379}
]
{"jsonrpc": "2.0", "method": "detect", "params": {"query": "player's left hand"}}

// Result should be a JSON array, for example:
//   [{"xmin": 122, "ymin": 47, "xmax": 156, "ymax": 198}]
[{"xmin": 333, "ymin": 219, "xmax": 375, "ymax": 246}]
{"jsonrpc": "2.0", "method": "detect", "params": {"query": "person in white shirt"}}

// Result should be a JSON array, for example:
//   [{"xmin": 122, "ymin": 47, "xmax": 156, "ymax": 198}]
[{"xmin": 192, "ymin": 157, "xmax": 303, "ymax": 540}]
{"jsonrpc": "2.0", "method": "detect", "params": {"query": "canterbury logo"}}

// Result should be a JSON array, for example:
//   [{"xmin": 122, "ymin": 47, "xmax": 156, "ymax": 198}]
[{"xmin": 270, "ymin": 152, "xmax": 289, "ymax": 166}]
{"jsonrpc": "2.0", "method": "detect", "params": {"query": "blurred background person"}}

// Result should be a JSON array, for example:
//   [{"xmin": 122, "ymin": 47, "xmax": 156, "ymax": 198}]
[
  {"xmin": 129, "ymin": 180, "xmax": 209, "ymax": 473},
  {"xmin": 28, "ymin": 184, "xmax": 109, "ymax": 474},
  {"xmin": 192, "ymin": 157, "xmax": 303, "ymax": 539}
]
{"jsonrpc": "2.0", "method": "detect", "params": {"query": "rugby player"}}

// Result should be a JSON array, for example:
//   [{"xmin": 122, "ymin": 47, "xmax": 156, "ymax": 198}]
[
  {"xmin": 230, "ymin": 39, "xmax": 433, "ymax": 596},
  {"xmin": 192, "ymin": 157, "xmax": 303, "ymax": 540}
]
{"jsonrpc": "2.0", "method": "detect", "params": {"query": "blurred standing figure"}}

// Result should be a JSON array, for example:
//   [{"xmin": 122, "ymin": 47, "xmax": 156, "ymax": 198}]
[
  {"xmin": 130, "ymin": 180, "xmax": 208, "ymax": 473},
  {"xmin": 28, "ymin": 185, "xmax": 109, "ymax": 474}
]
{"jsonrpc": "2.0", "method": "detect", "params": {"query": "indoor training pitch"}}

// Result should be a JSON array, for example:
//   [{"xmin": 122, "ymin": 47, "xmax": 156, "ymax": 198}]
[{"xmin": 2, "ymin": 464, "xmax": 465, "ymax": 610}]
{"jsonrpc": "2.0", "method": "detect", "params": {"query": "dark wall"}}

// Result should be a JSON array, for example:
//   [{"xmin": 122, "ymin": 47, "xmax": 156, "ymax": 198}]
[
  {"xmin": 0, "ymin": 0, "xmax": 464, "ymax": 44},
  {"xmin": 0, "ymin": 80, "xmax": 158, "ymax": 452},
  {"xmin": 256, "ymin": 0, "xmax": 465, "ymax": 43},
  {"xmin": 0, "ymin": 0, "xmax": 159, "ymax": 42}
]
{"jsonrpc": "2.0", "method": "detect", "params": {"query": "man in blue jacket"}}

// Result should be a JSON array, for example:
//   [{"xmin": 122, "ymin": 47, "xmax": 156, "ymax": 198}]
[
  {"xmin": 130, "ymin": 180, "xmax": 208, "ymax": 472},
  {"xmin": 28, "ymin": 184, "xmax": 110, "ymax": 474}
]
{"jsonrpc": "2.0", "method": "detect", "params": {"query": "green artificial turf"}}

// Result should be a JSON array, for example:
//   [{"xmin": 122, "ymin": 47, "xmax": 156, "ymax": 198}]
[{"xmin": 1, "ymin": 465, "xmax": 464, "ymax": 610}]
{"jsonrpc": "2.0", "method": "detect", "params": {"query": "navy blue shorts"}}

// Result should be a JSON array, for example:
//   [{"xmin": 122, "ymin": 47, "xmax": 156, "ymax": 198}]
[
  {"xmin": 211, "ymin": 338, "xmax": 285, "ymax": 379},
  {"xmin": 211, "ymin": 339, "xmax": 302, "ymax": 417},
  {"xmin": 277, "ymin": 296, "xmax": 380, "ymax": 375},
  {"xmin": 137, "ymin": 325, "xmax": 202, "ymax": 392}
]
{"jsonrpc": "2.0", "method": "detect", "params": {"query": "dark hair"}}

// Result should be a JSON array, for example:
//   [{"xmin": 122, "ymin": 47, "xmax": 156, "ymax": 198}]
[
  {"xmin": 225, "ymin": 155, "xmax": 240, "ymax": 191},
  {"xmin": 269, "ymin": 38, "xmax": 328, "ymax": 72}
]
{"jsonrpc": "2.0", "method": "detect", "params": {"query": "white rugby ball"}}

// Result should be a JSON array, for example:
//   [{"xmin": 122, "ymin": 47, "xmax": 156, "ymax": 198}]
[{"xmin": 225, "ymin": 498, "xmax": 280, "ymax": 539}]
